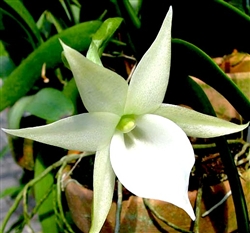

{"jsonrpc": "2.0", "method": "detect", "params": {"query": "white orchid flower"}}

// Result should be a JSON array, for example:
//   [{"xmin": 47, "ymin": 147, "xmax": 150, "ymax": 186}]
[{"xmin": 3, "ymin": 7, "xmax": 249, "ymax": 232}]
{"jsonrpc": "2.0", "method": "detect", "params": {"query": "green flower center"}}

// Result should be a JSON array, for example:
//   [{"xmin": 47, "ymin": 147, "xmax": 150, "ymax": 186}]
[{"xmin": 116, "ymin": 115, "xmax": 136, "ymax": 133}]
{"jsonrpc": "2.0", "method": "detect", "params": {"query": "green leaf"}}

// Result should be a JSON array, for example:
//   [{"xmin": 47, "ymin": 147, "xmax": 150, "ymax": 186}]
[
  {"xmin": 70, "ymin": 4, "xmax": 81, "ymax": 24},
  {"xmin": 62, "ymin": 78, "xmax": 79, "ymax": 113},
  {"xmin": 0, "ymin": 20, "xmax": 102, "ymax": 112},
  {"xmin": 0, "ymin": 41, "xmax": 15, "ymax": 78},
  {"xmin": 120, "ymin": 0, "xmax": 141, "ymax": 28},
  {"xmin": 25, "ymin": 88, "xmax": 74, "ymax": 122},
  {"xmin": 0, "ymin": 186, "xmax": 23, "ymax": 199},
  {"xmin": 34, "ymin": 155, "xmax": 59, "ymax": 233},
  {"xmin": 7, "ymin": 96, "xmax": 34, "ymax": 129},
  {"xmin": 86, "ymin": 17, "xmax": 123, "ymax": 63},
  {"xmin": 46, "ymin": 11, "xmax": 64, "ymax": 33},
  {"xmin": 87, "ymin": 43, "xmax": 102, "ymax": 66},
  {"xmin": 0, "ymin": 41, "xmax": 8, "ymax": 56},
  {"xmin": 0, "ymin": 145, "xmax": 10, "ymax": 159},
  {"xmin": 61, "ymin": 50, "xmax": 71, "ymax": 70},
  {"xmin": 0, "ymin": 55, "xmax": 15, "ymax": 79},
  {"xmin": 129, "ymin": 0, "xmax": 143, "ymax": 15}
]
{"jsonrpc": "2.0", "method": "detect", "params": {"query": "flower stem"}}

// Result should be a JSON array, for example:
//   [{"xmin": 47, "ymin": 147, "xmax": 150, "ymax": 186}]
[
  {"xmin": 192, "ymin": 139, "xmax": 245, "ymax": 149},
  {"xmin": 114, "ymin": 180, "xmax": 123, "ymax": 233},
  {"xmin": 56, "ymin": 162, "xmax": 75, "ymax": 233},
  {"xmin": 193, "ymin": 175, "xmax": 203, "ymax": 233}
]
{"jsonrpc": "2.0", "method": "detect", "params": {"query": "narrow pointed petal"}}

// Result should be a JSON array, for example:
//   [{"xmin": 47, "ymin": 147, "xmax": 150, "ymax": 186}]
[
  {"xmin": 61, "ymin": 42, "xmax": 128, "ymax": 115},
  {"xmin": 90, "ymin": 145, "xmax": 116, "ymax": 233},
  {"xmin": 155, "ymin": 104, "xmax": 249, "ymax": 138},
  {"xmin": 124, "ymin": 7, "xmax": 172, "ymax": 115},
  {"xmin": 110, "ymin": 114, "xmax": 195, "ymax": 219},
  {"xmin": 3, "ymin": 112, "xmax": 120, "ymax": 151}
]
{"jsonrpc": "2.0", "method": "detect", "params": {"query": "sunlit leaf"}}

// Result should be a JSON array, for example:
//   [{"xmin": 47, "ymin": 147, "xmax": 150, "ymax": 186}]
[
  {"xmin": 46, "ymin": 11, "xmax": 64, "ymax": 33},
  {"xmin": 86, "ymin": 17, "xmax": 123, "ymax": 61}
]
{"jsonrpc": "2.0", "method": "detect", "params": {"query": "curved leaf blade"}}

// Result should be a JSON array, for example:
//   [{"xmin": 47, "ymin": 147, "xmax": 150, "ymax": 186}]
[
  {"xmin": 25, "ymin": 88, "xmax": 74, "ymax": 122},
  {"xmin": 86, "ymin": 17, "xmax": 123, "ymax": 62}
]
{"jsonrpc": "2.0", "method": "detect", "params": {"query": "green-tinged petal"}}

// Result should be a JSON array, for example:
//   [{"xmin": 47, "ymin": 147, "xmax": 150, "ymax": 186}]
[
  {"xmin": 155, "ymin": 104, "xmax": 249, "ymax": 138},
  {"xmin": 124, "ymin": 7, "xmax": 172, "ymax": 115},
  {"xmin": 61, "ymin": 42, "xmax": 128, "ymax": 115},
  {"xmin": 110, "ymin": 114, "xmax": 195, "ymax": 220},
  {"xmin": 90, "ymin": 145, "xmax": 116, "ymax": 233},
  {"xmin": 3, "ymin": 112, "xmax": 120, "ymax": 151}
]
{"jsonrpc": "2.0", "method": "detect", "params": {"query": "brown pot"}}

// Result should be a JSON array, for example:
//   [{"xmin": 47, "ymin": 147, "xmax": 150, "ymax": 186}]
[{"xmin": 64, "ymin": 170, "xmax": 250, "ymax": 233}]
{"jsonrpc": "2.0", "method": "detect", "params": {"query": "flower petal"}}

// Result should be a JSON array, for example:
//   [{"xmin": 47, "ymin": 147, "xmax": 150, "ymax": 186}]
[
  {"xmin": 110, "ymin": 114, "xmax": 195, "ymax": 220},
  {"xmin": 61, "ymin": 42, "xmax": 128, "ymax": 115},
  {"xmin": 155, "ymin": 104, "xmax": 249, "ymax": 138},
  {"xmin": 124, "ymin": 7, "xmax": 172, "ymax": 115},
  {"xmin": 90, "ymin": 145, "xmax": 116, "ymax": 233},
  {"xmin": 3, "ymin": 112, "xmax": 120, "ymax": 151}
]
